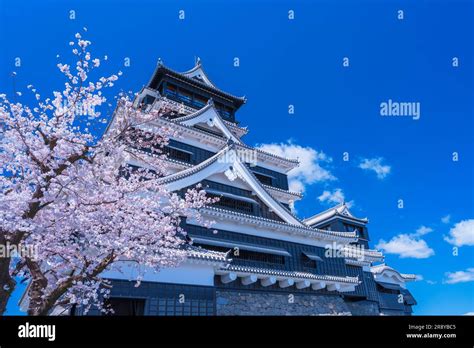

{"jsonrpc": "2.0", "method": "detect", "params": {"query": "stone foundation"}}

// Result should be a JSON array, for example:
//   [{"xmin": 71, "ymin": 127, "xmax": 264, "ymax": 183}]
[
  {"xmin": 216, "ymin": 290, "xmax": 353, "ymax": 316},
  {"xmin": 344, "ymin": 300, "xmax": 380, "ymax": 316}
]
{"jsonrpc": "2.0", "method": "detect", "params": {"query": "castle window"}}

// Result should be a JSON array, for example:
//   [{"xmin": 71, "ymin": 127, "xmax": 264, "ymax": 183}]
[
  {"xmin": 235, "ymin": 248, "xmax": 285, "ymax": 265},
  {"xmin": 142, "ymin": 94, "xmax": 156, "ymax": 106},
  {"xmin": 342, "ymin": 224, "xmax": 363, "ymax": 236},
  {"xmin": 193, "ymin": 95, "xmax": 207, "ymax": 108},
  {"xmin": 301, "ymin": 251, "xmax": 323, "ymax": 269},
  {"xmin": 217, "ymin": 108, "xmax": 232, "ymax": 120},
  {"xmin": 254, "ymin": 172, "xmax": 273, "ymax": 186},
  {"xmin": 163, "ymin": 146, "xmax": 192, "ymax": 163},
  {"xmin": 178, "ymin": 89, "xmax": 192, "ymax": 103},
  {"xmin": 164, "ymin": 83, "xmax": 177, "ymax": 95},
  {"xmin": 343, "ymin": 223, "xmax": 361, "ymax": 234},
  {"xmin": 209, "ymin": 194, "xmax": 254, "ymax": 214}
]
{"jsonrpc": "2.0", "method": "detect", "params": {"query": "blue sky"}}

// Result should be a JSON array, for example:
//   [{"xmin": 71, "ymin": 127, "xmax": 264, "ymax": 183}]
[{"xmin": 0, "ymin": 0, "xmax": 472, "ymax": 315}]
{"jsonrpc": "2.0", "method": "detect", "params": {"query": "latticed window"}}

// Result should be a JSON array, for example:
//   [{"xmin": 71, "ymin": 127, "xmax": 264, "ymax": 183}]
[
  {"xmin": 163, "ymin": 146, "xmax": 192, "ymax": 163},
  {"xmin": 236, "ymin": 248, "xmax": 285, "ymax": 265},
  {"xmin": 209, "ymin": 194, "xmax": 254, "ymax": 214}
]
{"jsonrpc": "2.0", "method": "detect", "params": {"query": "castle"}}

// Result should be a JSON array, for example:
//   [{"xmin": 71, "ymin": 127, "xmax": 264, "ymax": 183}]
[{"xmin": 23, "ymin": 59, "xmax": 417, "ymax": 316}]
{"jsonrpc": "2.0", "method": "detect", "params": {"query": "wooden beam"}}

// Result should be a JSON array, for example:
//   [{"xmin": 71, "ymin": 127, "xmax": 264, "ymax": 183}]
[
  {"xmin": 241, "ymin": 275, "xmax": 258, "ymax": 285},
  {"xmin": 311, "ymin": 281, "xmax": 326, "ymax": 290},
  {"xmin": 296, "ymin": 280, "xmax": 311, "ymax": 289},
  {"xmin": 279, "ymin": 278, "xmax": 294, "ymax": 288},
  {"xmin": 261, "ymin": 276, "xmax": 277, "ymax": 287},
  {"xmin": 327, "ymin": 283, "xmax": 341, "ymax": 292},
  {"xmin": 221, "ymin": 273, "xmax": 237, "ymax": 284}
]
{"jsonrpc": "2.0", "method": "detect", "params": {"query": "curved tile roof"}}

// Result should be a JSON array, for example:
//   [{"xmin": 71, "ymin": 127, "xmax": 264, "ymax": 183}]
[
  {"xmin": 303, "ymin": 202, "xmax": 368, "ymax": 226},
  {"xmin": 201, "ymin": 206, "xmax": 358, "ymax": 241},
  {"xmin": 370, "ymin": 264, "xmax": 417, "ymax": 280},
  {"xmin": 187, "ymin": 245, "xmax": 230, "ymax": 263},
  {"xmin": 148, "ymin": 60, "xmax": 246, "ymax": 105},
  {"xmin": 221, "ymin": 265, "xmax": 360, "ymax": 284}
]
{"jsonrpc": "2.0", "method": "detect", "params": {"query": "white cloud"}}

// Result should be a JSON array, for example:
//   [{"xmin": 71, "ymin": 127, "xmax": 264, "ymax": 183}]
[
  {"xmin": 444, "ymin": 219, "xmax": 474, "ymax": 247},
  {"xmin": 464, "ymin": 312, "xmax": 474, "ymax": 316},
  {"xmin": 411, "ymin": 225, "xmax": 433, "ymax": 237},
  {"xmin": 318, "ymin": 188, "xmax": 354, "ymax": 208},
  {"xmin": 288, "ymin": 180, "xmax": 305, "ymax": 194},
  {"xmin": 426, "ymin": 280, "xmax": 437, "ymax": 285},
  {"xmin": 441, "ymin": 214, "xmax": 451, "ymax": 224},
  {"xmin": 376, "ymin": 234, "xmax": 434, "ymax": 259},
  {"xmin": 358, "ymin": 157, "xmax": 391, "ymax": 179},
  {"xmin": 256, "ymin": 141, "xmax": 335, "ymax": 193},
  {"xmin": 318, "ymin": 188, "xmax": 344, "ymax": 204},
  {"xmin": 444, "ymin": 268, "xmax": 474, "ymax": 284}
]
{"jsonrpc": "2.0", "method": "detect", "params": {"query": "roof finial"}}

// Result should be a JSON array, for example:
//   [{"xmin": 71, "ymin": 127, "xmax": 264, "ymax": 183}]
[
  {"xmin": 157, "ymin": 57, "xmax": 164, "ymax": 66},
  {"xmin": 195, "ymin": 56, "xmax": 201, "ymax": 66},
  {"xmin": 207, "ymin": 98, "xmax": 214, "ymax": 106}
]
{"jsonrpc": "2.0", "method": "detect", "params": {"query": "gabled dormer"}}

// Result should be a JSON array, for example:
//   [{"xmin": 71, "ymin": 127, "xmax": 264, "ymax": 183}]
[
  {"xmin": 304, "ymin": 202, "xmax": 370, "ymax": 243},
  {"xmin": 170, "ymin": 100, "xmax": 246, "ymax": 142},
  {"xmin": 156, "ymin": 144, "xmax": 303, "ymax": 226},
  {"xmin": 181, "ymin": 57, "xmax": 216, "ymax": 87}
]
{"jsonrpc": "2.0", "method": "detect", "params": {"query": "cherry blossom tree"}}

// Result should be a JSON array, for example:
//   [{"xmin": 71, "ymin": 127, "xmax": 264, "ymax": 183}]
[{"xmin": 0, "ymin": 30, "xmax": 215, "ymax": 315}]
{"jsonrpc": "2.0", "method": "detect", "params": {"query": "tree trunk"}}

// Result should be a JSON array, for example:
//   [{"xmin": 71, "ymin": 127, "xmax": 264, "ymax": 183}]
[
  {"xmin": 0, "ymin": 232, "xmax": 24, "ymax": 315},
  {"xmin": 27, "ymin": 252, "xmax": 116, "ymax": 316},
  {"xmin": 26, "ymin": 258, "xmax": 48, "ymax": 316},
  {"xmin": 0, "ymin": 256, "xmax": 15, "ymax": 315}
]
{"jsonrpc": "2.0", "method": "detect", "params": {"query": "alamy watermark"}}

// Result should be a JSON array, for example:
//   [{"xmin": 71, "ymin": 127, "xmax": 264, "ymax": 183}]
[
  {"xmin": 0, "ymin": 241, "xmax": 38, "ymax": 259},
  {"xmin": 218, "ymin": 148, "xmax": 258, "ymax": 167},
  {"xmin": 18, "ymin": 322, "xmax": 55, "ymax": 341},
  {"xmin": 56, "ymin": 100, "xmax": 96, "ymax": 117},
  {"xmin": 380, "ymin": 99, "xmax": 421, "ymax": 120},
  {"xmin": 324, "ymin": 242, "xmax": 367, "ymax": 261}
]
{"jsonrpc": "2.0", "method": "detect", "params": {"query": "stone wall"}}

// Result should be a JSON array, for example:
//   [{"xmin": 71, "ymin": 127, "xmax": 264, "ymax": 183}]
[
  {"xmin": 216, "ymin": 290, "xmax": 352, "ymax": 316},
  {"xmin": 380, "ymin": 309, "xmax": 409, "ymax": 316},
  {"xmin": 344, "ymin": 300, "xmax": 380, "ymax": 316}
]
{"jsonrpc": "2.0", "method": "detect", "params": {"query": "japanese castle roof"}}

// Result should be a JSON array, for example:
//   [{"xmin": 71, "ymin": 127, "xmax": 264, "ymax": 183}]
[
  {"xmin": 157, "ymin": 143, "xmax": 303, "ymax": 226},
  {"xmin": 170, "ymin": 100, "xmax": 244, "ymax": 143},
  {"xmin": 186, "ymin": 245, "xmax": 230, "ymax": 264},
  {"xmin": 201, "ymin": 206, "xmax": 358, "ymax": 242},
  {"xmin": 127, "ymin": 147, "xmax": 302, "ymax": 201},
  {"xmin": 370, "ymin": 264, "xmax": 417, "ymax": 281},
  {"xmin": 147, "ymin": 58, "xmax": 246, "ymax": 106},
  {"xmin": 155, "ymin": 144, "xmax": 359, "ymax": 242},
  {"xmin": 303, "ymin": 202, "xmax": 369, "ymax": 227},
  {"xmin": 137, "ymin": 106, "xmax": 298, "ymax": 171},
  {"xmin": 220, "ymin": 265, "xmax": 360, "ymax": 284}
]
